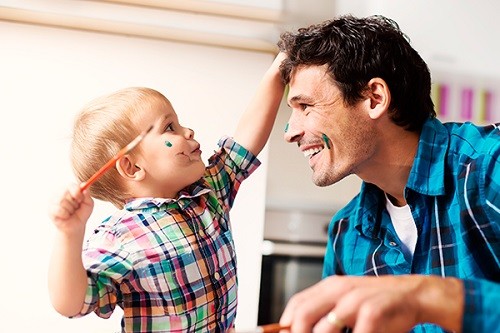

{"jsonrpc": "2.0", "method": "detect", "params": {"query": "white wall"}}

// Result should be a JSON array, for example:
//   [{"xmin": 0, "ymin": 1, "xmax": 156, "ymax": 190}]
[
  {"xmin": 0, "ymin": 20, "xmax": 272, "ymax": 332},
  {"xmin": 332, "ymin": 0, "xmax": 500, "ymax": 77}
]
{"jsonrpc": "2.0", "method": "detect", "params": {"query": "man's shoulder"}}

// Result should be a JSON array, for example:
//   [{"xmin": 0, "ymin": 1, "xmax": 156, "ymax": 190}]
[{"xmin": 443, "ymin": 121, "xmax": 500, "ymax": 157}]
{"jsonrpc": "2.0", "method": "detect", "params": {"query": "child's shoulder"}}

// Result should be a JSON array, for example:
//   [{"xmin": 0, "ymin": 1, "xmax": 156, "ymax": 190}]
[{"xmin": 93, "ymin": 208, "xmax": 138, "ymax": 234}]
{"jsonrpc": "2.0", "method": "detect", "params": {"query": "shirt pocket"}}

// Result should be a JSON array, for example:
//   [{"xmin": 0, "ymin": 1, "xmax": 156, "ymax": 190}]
[{"xmin": 135, "ymin": 250, "xmax": 207, "ymax": 315}]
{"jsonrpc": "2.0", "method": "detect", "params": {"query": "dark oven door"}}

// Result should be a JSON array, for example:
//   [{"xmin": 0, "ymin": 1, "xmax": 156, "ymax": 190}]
[{"xmin": 257, "ymin": 241, "xmax": 326, "ymax": 325}]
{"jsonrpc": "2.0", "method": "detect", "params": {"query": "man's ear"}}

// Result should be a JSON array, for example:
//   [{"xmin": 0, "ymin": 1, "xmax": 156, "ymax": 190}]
[
  {"xmin": 366, "ymin": 77, "xmax": 391, "ymax": 120},
  {"xmin": 116, "ymin": 155, "xmax": 145, "ymax": 181}
]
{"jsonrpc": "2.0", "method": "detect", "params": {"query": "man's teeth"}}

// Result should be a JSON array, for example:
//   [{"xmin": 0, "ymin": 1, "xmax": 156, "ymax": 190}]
[{"xmin": 303, "ymin": 147, "xmax": 324, "ymax": 158}]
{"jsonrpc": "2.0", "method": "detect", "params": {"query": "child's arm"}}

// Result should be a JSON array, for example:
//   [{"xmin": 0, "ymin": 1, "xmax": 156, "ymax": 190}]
[
  {"xmin": 48, "ymin": 183, "xmax": 94, "ymax": 317},
  {"xmin": 233, "ymin": 52, "xmax": 286, "ymax": 156}
]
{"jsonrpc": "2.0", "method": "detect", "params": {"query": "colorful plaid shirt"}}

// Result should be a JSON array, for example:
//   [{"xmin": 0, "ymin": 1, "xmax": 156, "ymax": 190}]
[
  {"xmin": 323, "ymin": 118, "xmax": 500, "ymax": 333},
  {"xmin": 76, "ymin": 137, "xmax": 260, "ymax": 332}
]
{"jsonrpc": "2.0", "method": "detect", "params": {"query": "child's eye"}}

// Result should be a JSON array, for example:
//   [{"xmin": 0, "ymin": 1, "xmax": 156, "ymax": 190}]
[{"xmin": 164, "ymin": 123, "xmax": 174, "ymax": 132}]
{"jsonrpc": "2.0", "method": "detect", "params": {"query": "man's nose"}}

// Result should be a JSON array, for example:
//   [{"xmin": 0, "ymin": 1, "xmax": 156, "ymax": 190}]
[{"xmin": 283, "ymin": 112, "xmax": 303, "ymax": 143}]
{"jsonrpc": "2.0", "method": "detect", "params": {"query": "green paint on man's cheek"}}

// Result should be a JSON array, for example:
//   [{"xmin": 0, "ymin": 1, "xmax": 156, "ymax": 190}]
[
  {"xmin": 284, "ymin": 123, "xmax": 289, "ymax": 133},
  {"xmin": 165, "ymin": 141, "xmax": 173, "ymax": 147},
  {"xmin": 322, "ymin": 133, "xmax": 331, "ymax": 149}
]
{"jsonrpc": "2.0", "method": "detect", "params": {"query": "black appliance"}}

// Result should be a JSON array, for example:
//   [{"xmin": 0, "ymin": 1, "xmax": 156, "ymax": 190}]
[{"xmin": 257, "ymin": 208, "xmax": 332, "ymax": 324}]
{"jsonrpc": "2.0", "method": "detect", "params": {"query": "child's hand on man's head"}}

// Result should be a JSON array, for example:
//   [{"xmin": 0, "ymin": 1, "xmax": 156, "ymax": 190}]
[{"xmin": 49, "ymin": 183, "xmax": 94, "ymax": 235}]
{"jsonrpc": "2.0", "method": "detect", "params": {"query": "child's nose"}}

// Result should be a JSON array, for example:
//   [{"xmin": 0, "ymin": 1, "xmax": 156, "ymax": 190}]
[{"xmin": 185, "ymin": 127, "xmax": 194, "ymax": 139}]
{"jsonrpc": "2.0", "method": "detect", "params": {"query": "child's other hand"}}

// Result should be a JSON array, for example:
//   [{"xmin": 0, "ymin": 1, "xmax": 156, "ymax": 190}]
[{"xmin": 49, "ymin": 183, "xmax": 94, "ymax": 235}]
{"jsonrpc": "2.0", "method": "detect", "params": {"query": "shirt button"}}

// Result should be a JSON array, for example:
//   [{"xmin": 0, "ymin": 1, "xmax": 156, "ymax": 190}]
[
  {"xmin": 214, "ymin": 272, "xmax": 221, "ymax": 280},
  {"xmin": 389, "ymin": 241, "xmax": 397, "ymax": 247}
]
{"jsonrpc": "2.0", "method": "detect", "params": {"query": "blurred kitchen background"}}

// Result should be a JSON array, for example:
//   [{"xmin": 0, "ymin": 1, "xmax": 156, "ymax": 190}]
[{"xmin": 1, "ymin": 1, "xmax": 499, "ymax": 332}]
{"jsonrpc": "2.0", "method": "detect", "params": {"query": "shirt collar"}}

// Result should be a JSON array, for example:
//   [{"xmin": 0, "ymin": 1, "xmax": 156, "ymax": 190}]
[
  {"xmin": 406, "ymin": 118, "xmax": 448, "ymax": 196},
  {"xmin": 354, "ymin": 182, "xmax": 383, "ymax": 238},
  {"xmin": 354, "ymin": 118, "xmax": 449, "ymax": 238},
  {"xmin": 124, "ymin": 179, "xmax": 212, "ymax": 212}
]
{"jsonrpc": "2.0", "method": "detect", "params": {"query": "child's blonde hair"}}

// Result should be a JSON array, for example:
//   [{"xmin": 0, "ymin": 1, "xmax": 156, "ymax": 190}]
[{"xmin": 71, "ymin": 87, "xmax": 168, "ymax": 208}]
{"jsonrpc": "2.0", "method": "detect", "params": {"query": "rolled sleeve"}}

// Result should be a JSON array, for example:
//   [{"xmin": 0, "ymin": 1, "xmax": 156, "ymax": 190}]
[{"xmin": 76, "ymin": 232, "xmax": 132, "ymax": 319}]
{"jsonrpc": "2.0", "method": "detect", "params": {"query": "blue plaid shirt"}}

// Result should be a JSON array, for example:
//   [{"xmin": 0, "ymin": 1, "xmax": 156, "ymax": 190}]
[{"xmin": 324, "ymin": 118, "xmax": 500, "ymax": 333}]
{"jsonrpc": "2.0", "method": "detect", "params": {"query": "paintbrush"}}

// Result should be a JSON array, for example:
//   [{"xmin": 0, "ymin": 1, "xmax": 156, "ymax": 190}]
[
  {"xmin": 231, "ymin": 323, "xmax": 291, "ymax": 333},
  {"xmin": 80, "ymin": 123, "xmax": 155, "ymax": 191}
]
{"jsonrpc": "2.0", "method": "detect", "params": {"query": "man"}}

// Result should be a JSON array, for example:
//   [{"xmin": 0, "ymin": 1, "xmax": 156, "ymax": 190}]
[{"xmin": 277, "ymin": 15, "xmax": 500, "ymax": 333}]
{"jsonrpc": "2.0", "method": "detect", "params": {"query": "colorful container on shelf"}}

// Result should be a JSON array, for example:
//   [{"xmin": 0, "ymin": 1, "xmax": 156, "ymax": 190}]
[{"xmin": 431, "ymin": 71, "xmax": 498, "ymax": 124}]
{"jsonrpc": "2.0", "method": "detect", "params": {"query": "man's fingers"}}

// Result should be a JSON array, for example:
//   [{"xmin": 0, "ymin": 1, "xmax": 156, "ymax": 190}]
[
  {"xmin": 312, "ymin": 287, "xmax": 379, "ymax": 333},
  {"xmin": 313, "ymin": 311, "xmax": 346, "ymax": 333},
  {"xmin": 280, "ymin": 276, "xmax": 353, "ymax": 332}
]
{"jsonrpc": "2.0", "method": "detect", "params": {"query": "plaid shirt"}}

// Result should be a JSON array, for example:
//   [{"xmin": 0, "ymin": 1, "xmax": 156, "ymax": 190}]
[
  {"xmin": 324, "ymin": 118, "xmax": 500, "ymax": 333},
  {"xmin": 76, "ymin": 137, "xmax": 260, "ymax": 332}
]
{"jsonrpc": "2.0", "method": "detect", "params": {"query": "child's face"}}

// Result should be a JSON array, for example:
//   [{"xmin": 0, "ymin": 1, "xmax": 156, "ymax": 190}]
[{"xmin": 134, "ymin": 98, "xmax": 206, "ymax": 198}]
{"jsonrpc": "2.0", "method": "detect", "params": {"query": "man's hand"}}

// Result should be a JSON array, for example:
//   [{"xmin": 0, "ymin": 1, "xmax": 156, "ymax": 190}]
[{"xmin": 279, "ymin": 275, "xmax": 464, "ymax": 333}]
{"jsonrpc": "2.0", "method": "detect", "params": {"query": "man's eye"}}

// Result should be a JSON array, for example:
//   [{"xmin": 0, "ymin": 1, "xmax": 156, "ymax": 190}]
[
  {"xmin": 164, "ymin": 123, "xmax": 174, "ymax": 132},
  {"xmin": 300, "ymin": 103, "xmax": 310, "ymax": 111}
]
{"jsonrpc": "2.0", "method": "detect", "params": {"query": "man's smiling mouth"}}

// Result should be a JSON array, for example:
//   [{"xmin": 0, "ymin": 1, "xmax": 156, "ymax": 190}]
[{"xmin": 303, "ymin": 146, "xmax": 324, "ymax": 158}]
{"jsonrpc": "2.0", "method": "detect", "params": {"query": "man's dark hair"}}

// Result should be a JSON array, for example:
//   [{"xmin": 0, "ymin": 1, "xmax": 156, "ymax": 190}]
[{"xmin": 278, "ymin": 15, "xmax": 436, "ymax": 131}]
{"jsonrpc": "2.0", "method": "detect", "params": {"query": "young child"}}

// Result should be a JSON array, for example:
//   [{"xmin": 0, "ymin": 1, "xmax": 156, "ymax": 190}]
[{"xmin": 48, "ymin": 53, "xmax": 285, "ymax": 332}]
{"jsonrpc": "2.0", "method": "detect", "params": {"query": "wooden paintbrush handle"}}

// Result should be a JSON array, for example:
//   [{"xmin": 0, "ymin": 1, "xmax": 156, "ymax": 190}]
[{"xmin": 259, "ymin": 323, "xmax": 290, "ymax": 333}]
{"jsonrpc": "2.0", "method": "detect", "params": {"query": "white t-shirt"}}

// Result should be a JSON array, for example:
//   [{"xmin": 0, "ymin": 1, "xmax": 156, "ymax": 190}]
[{"xmin": 385, "ymin": 194, "xmax": 418, "ymax": 258}]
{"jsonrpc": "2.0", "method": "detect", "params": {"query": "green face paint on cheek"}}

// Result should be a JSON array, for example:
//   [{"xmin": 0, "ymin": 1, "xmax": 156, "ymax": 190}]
[
  {"xmin": 165, "ymin": 141, "xmax": 173, "ymax": 147},
  {"xmin": 322, "ymin": 133, "xmax": 331, "ymax": 149},
  {"xmin": 284, "ymin": 123, "xmax": 289, "ymax": 133}
]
